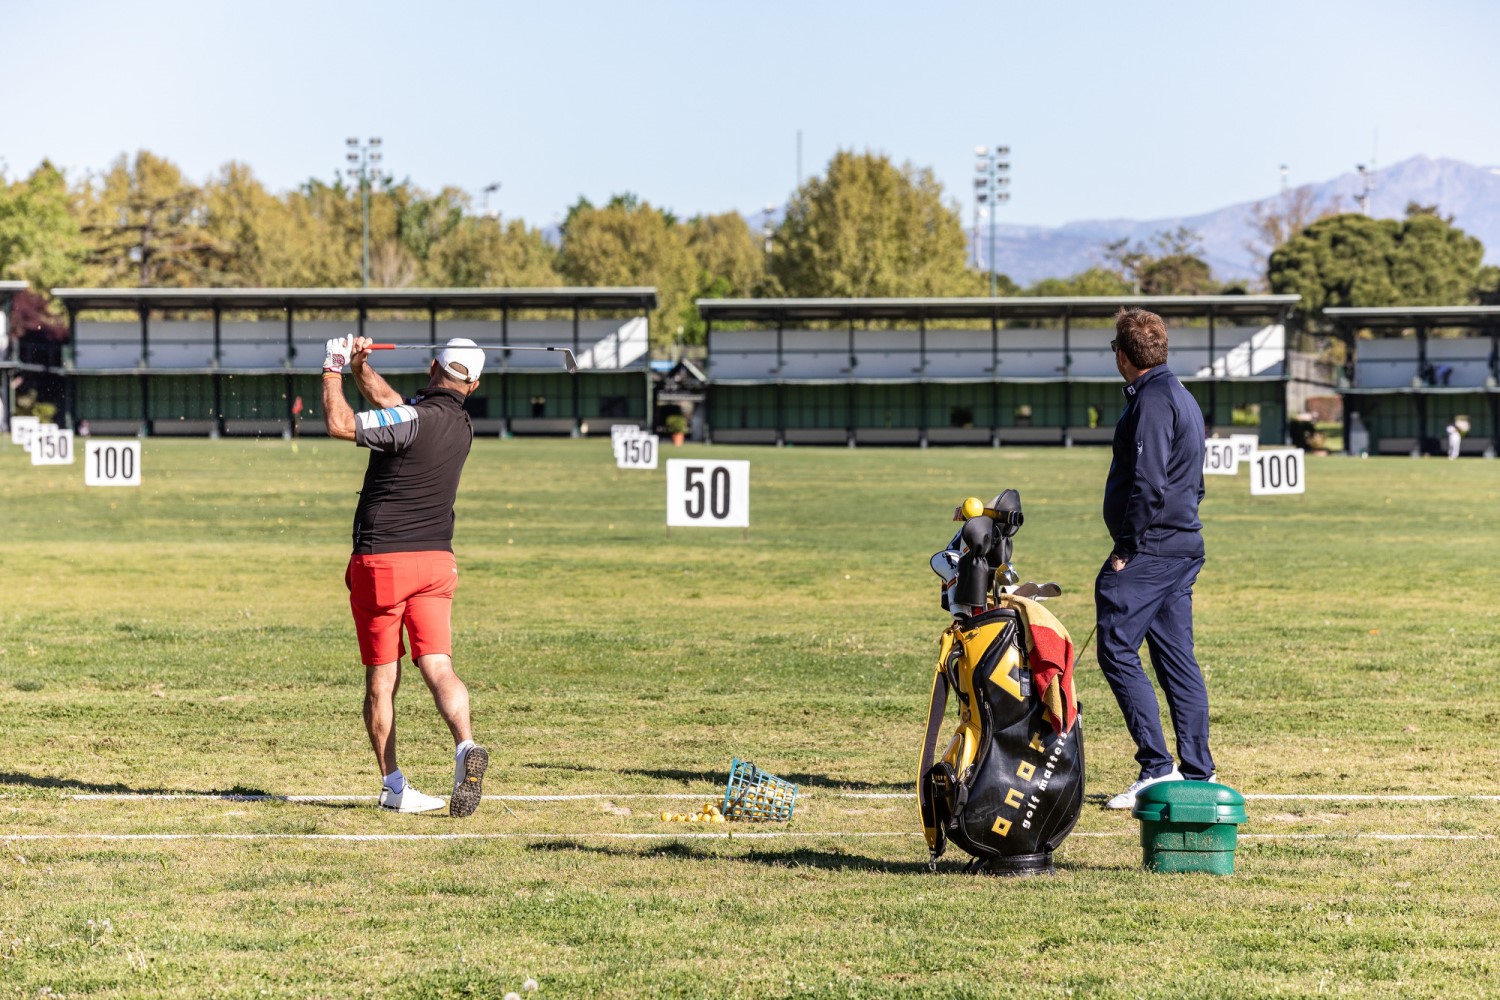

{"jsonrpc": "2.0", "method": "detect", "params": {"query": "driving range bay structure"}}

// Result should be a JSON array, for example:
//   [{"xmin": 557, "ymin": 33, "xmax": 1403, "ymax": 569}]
[
  {"xmin": 0, "ymin": 279, "xmax": 27, "ymax": 431},
  {"xmin": 1325, "ymin": 305, "xmax": 1500, "ymax": 457},
  {"xmin": 47, "ymin": 287, "xmax": 657, "ymax": 438},
  {"xmin": 697, "ymin": 295, "xmax": 1300, "ymax": 447}
]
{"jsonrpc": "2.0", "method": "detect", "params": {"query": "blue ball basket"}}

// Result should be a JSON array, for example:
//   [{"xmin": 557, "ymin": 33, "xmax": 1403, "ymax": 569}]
[{"xmin": 721, "ymin": 757, "xmax": 799, "ymax": 822}]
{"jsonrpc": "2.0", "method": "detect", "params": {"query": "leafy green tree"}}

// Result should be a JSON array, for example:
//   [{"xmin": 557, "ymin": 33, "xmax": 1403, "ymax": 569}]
[
  {"xmin": 200, "ymin": 161, "xmax": 296, "ymax": 286},
  {"xmin": 0, "ymin": 161, "xmax": 85, "ymax": 289},
  {"xmin": 1268, "ymin": 209, "xmax": 1484, "ymax": 313},
  {"xmin": 679, "ymin": 211, "xmax": 766, "ymax": 342},
  {"xmin": 1474, "ymin": 265, "xmax": 1500, "ymax": 306},
  {"xmin": 768, "ymin": 150, "xmax": 971, "ymax": 298},
  {"xmin": 1140, "ymin": 254, "xmax": 1215, "ymax": 296},
  {"xmin": 260, "ymin": 177, "xmax": 362, "ymax": 287},
  {"xmin": 1103, "ymin": 227, "xmax": 1216, "ymax": 295},
  {"xmin": 78, "ymin": 151, "xmax": 224, "ymax": 286},
  {"xmin": 1388, "ymin": 204, "xmax": 1485, "ymax": 305},
  {"xmin": 1267, "ymin": 214, "xmax": 1400, "ymax": 312},
  {"xmin": 558, "ymin": 194, "xmax": 696, "ymax": 350},
  {"xmin": 686, "ymin": 212, "xmax": 764, "ymax": 297},
  {"xmin": 424, "ymin": 217, "xmax": 560, "ymax": 287},
  {"xmin": 1025, "ymin": 267, "xmax": 1132, "ymax": 298}
]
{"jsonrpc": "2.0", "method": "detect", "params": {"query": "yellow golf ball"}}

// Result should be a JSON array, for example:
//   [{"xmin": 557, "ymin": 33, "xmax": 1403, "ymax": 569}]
[{"xmin": 961, "ymin": 496, "xmax": 984, "ymax": 519}]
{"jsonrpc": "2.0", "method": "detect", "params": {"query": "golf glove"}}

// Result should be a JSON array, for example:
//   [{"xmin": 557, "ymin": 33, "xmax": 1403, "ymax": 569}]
[{"xmin": 322, "ymin": 336, "xmax": 354, "ymax": 374}]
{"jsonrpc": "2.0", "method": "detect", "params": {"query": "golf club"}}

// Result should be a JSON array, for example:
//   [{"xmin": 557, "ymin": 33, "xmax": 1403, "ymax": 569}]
[{"xmin": 367, "ymin": 343, "xmax": 579, "ymax": 374}]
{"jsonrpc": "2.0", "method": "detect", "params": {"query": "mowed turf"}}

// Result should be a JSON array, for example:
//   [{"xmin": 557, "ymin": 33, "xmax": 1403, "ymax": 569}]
[{"xmin": 2, "ymin": 437, "xmax": 1498, "ymax": 998}]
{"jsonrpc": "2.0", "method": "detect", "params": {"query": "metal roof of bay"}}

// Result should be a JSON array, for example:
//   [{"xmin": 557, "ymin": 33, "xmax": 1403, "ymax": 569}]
[
  {"xmin": 695, "ymin": 295, "xmax": 1301, "ymax": 322},
  {"xmin": 50, "ymin": 287, "xmax": 658, "ymax": 311}
]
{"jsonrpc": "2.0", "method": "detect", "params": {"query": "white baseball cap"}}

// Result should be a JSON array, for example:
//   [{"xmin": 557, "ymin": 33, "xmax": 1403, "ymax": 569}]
[{"xmin": 437, "ymin": 338, "xmax": 485, "ymax": 383}]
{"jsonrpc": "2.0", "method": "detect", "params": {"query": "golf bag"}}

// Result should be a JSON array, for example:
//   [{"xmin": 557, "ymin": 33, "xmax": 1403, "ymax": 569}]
[{"xmin": 918, "ymin": 489, "xmax": 1086, "ymax": 875}]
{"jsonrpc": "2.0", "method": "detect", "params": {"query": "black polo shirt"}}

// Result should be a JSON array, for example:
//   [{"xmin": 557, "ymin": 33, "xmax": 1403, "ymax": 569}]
[
  {"xmin": 350, "ymin": 387, "xmax": 474, "ymax": 554},
  {"xmin": 1102, "ymin": 366, "xmax": 1205, "ymax": 560}
]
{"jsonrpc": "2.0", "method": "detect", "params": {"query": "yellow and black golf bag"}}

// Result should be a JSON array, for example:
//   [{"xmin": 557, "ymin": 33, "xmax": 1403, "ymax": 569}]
[{"xmin": 919, "ymin": 489, "xmax": 1085, "ymax": 875}]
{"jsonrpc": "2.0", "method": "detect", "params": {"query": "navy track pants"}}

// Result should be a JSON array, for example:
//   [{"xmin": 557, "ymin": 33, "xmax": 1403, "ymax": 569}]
[{"xmin": 1094, "ymin": 553, "xmax": 1215, "ymax": 781}]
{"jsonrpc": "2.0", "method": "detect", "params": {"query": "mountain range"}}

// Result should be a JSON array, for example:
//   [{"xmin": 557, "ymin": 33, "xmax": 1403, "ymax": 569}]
[{"xmin": 966, "ymin": 155, "xmax": 1500, "ymax": 285}]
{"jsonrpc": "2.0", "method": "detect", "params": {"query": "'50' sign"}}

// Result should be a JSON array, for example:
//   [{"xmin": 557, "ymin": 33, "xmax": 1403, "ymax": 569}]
[{"xmin": 666, "ymin": 460, "xmax": 748, "ymax": 528}]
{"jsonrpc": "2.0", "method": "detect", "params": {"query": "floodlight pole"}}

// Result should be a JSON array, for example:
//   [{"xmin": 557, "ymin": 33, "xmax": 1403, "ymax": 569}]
[
  {"xmin": 1356, "ymin": 163, "xmax": 1374, "ymax": 217},
  {"xmin": 973, "ymin": 145, "xmax": 1012, "ymax": 296},
  {"xmin": 346, "ymin": 137, "xmax": 384, "ymax": 287}
]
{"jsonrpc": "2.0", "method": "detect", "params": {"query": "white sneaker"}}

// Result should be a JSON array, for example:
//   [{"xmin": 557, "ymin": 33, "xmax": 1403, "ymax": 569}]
[
  {"xmin": 1105, "ymin": 767, "xmax": 1183, "ymax": 810},
  {"xmin": 378, "ymin": 784, "xmax": 446, "ymax": 814}
]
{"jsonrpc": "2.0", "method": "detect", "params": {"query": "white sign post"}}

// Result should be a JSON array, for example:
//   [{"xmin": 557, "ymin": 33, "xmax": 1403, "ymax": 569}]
[
  {"xmin": 10, "ymin": 415, "xmax": 39, "ymax": 450},
  {"xmin": 666, "ymin": 459, "xmax": 749, "ymax": 529},
  {"xmin": 1229, "ymin": 434, "xmax": 1259, "ymax": 463},
  {"xmin": 1249, "ymin": 448, "xmax": 1305, "ymax": 496},
  {"xmin": 84, "ymin": 440, "xmax": 142, "ymax": 487},
  {"xmin": 30, "ymin": 425, "xmax": 75, "ymax": 466},
  {"xmin": 1202, "ymin": 439, "xmax": 1238, "ymax": 476}
]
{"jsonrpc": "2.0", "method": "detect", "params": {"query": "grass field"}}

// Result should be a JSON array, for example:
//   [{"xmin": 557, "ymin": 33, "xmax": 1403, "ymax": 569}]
[{"xmin": 3, "ymin": 437, "xmax": 1499, "ymax": 998}]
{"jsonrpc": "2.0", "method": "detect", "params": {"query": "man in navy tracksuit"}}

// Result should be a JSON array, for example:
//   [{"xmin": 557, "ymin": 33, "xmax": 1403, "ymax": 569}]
[{"xmin": 1097, "ymin": 308, "xmax": 1216, "ymax": 809}]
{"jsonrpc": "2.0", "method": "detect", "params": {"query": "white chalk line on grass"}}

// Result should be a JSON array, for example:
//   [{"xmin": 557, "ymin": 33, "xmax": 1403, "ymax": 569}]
[
  {"xmin": 1, "ymin": 831, "xmax": 1492, "ymax": 844},
  {"xmin": 40, "ymin": 791, "xmax": 1500, "ymax": 804},
  {"xmin": 842, "ymin": 793, "xmax": 1500, "ymax": 802}
]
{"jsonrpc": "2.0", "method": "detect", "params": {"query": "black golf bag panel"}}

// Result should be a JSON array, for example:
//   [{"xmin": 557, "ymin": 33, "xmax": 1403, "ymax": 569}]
[{"xmin": 920, "ymin": 488, "xmax": 1086, "ymax": 874}]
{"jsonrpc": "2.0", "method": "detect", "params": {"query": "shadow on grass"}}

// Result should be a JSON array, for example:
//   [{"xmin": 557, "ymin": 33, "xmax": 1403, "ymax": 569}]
[
  {"xmin": 521, "ymin": 762, "xmax": 907, "ymax": 792},
  {"xmin": 524, "ymin": 838, "xmax": 940, "ymax": 875},
  {"xmin": 526, "ymin": 838, "xmax": 1127, "ymax": 875},
  {"xmin": 0, "ymin": 770, "xmax": 272, "ymax": 797}
]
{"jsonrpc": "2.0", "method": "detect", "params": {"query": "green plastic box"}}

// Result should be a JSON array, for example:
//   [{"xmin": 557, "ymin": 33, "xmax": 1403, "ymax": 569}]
[{"xmin": 1132, "ymin": 781, "xmax": 1247, "ymax": 875}]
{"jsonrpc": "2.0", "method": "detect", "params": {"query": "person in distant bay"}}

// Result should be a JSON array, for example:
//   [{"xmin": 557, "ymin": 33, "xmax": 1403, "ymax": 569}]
[
  {"xmin": 1096, "ymin": 308, "xmax": 1216, "ymax": 810},
  {"xmin": 321, "ymin": 334, "xmax": 489, "ymax": 817}
]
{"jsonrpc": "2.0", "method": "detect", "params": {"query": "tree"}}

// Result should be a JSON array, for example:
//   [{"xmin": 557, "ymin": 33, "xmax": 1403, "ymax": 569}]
[
  {"xmin": 200, "ymin": 161, "xmax": 293, "ymax": 286},
  {"xmin": 768, "ymin": 150, "xmax": 971, "ymax": 298},
  {"xmin": 1475, "ymin": 265, "xmax": 1500, "ymax": 306},
  {"xmin": 1102, "ymin": 227, "xmax": 1216, "ymax": 295},
  {"xmin": 1245, "ymin": 186, "xmax": 1343, "ymax": 264},
  {"xmin": 1140, "ymin": 254, "xmax": 1216, "ymax": 296},
  {"xmin": 1388, "ymin": 204, "xmax": 1485, "ymax": 305},
  {"xmin": 1025, "ymin": 267, "xmax": 1132, "ymax": 298},
  {"xmin": 0, "ymin": 161, "xmax": 85, "ymax": 289},
  {"xmin": 685, "ymin": 212, "xmax": 764, "ymax": 298},
  {"xmin": 678, "ymin": 211, "xmax": 766, "ymax": 343},
  {"xmin": 424, "ymin": 217, "xmax": 561, "ymax": 287},
  {"xmin": 78, "ymin": 151, "xmax": 225, "ymax": 286},
  {"xmin": 1268, "ymin": 209, "xmax": 1485, "ymax": 314},
  {"xmin": 558, "ymin": 194, "xmax": 697, "ymax": 351},
  {"xmin": 259, "ymin": 177, "xmax": 362, "ymax": 287}
]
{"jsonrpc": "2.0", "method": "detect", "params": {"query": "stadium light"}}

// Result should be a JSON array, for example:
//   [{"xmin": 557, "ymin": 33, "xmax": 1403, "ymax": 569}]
[
  {"xmin": 345, "ymin": 138, "xmax": 387, "ymax": 287},
  {"xmin": 974, "ymin": 144, "xmax": 1013, "ymax": 296}
]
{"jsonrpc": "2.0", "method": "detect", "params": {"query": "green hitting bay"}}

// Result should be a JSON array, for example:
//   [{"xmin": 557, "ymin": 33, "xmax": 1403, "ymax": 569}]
[{"xmin": 2, "ymin": 439, "xmax": 1499, "ymax": 997}]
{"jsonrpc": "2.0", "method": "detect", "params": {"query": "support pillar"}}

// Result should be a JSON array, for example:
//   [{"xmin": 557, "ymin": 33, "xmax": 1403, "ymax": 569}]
[{"xmin": 211, "ymin": 305, "xmax": 223, "ymax": 438}]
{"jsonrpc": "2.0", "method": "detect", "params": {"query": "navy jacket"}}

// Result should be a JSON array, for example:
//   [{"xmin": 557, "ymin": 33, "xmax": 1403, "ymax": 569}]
[{"xmin": 1102, "ymin": 366, "xmax": 1205, "ymax": 560}]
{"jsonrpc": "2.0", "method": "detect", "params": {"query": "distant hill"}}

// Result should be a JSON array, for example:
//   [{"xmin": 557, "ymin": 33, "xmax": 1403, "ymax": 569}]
[{"xmin": 968, "ymin": 155, "xmax": 1500, "ymax": 285}]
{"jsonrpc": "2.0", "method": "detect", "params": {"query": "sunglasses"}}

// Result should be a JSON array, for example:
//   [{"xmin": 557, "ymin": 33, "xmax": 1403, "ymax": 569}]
[{"xmin": 1109, "ymin": 340, "xmax": 1119, "ymax": 352}]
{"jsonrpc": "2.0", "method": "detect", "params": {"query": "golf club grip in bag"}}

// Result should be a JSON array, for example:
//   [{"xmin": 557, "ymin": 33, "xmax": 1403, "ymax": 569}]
[{"xmin": 918, "ymin": 607, "xmax": 1085, "ymax": 874}]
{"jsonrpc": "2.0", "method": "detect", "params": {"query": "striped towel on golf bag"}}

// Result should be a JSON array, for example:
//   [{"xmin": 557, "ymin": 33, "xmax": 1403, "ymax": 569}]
[{"xmin": 998, "ymin": 593, "xmax": 1078, "ymax": 735}]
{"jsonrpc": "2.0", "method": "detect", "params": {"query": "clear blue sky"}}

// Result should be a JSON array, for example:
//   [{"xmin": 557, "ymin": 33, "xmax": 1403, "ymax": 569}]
[{"xmin": 5, "ymin": 0, "xmax": 1498, "ymax": 230}]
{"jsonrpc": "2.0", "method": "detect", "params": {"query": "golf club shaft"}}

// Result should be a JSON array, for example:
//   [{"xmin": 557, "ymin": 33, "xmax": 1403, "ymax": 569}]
[{"xmin": 366, "ymin": 343, "xmax": 578, "ymax": 373}]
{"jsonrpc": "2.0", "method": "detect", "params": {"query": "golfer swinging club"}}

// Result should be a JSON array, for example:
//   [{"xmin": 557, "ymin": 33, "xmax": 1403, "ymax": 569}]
[{"xmin": 321, "ymin": 334, "xmax": 489, "ymax": 816}]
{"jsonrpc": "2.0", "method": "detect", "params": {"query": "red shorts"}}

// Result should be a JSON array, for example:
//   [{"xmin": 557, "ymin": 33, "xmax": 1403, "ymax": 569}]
[{"xmin": 345, "ymin": 551, "xmax": 458, "ymax": 666}]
